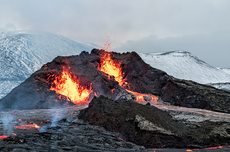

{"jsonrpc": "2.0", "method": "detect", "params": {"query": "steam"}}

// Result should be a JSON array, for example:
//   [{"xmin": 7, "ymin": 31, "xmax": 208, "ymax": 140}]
[
  {"xmin": 39, "ymin": 108, "xmax": 66, "ymax": 132},
  {"xmin": 1, "ymin": 114, "xmax": 15, "ymax": 135},
  {"xmin": 39, "ymin": 126, "xmax": 47, "ymax": 132},
  {"xmin": 51, "ymin": 108, "xmax": 64, "ymax": 127}
]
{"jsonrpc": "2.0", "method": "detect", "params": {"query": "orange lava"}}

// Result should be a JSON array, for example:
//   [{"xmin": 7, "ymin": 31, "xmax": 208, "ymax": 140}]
[
  {"xmin": 0, "ymin": 135, "xmax": 9, "ymax": 140},
  {"xmin": 98, "ymin": 52, "xmax": 124, "ymax": 86},
  {"xmin": 12, "ymin": 133, "xmax": 17, "ymax": 136},
  {"xmin": 14, "ymin": 123, "xmax": 41, "ymax": 130},
  {"xmin": 50, "ymin": 69, "xmax": 92, "ymax": 104},
  {"xmin": 126, "ymin": 89, "xmax": 158, "ymax": 104},
  {"xmin": 203, "ymin": 146, "xmax": 223, "ymax": 150},
  {"xmin": 118, "ymin": 137, "xmax": 126, "ymax": 142},
  {"xmin": 103, "ymin": 34, "xmax": 112, "ymax": 52}
]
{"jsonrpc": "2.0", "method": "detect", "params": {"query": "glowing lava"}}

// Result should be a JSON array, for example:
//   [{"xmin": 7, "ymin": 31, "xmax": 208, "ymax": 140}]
[
  {"xmin": 0, "ymin": 135, "xmax": 9, "ymax": 140},
  {"xmin": 98, "ymin": 52, "xmax": 124, "ymax": 86},
  {"xmin": 14, "ymin": 123, "xmax": 41, "ymax": 130},
  {"xmin": 50, "ymin": 69, "xmax": 92, "ymax": 104},
  {"xmin": 203, "ymin": 146, "xmax": 223, "ymax": 150},
  {"xmin": 126, "ymin": 90, "xmax": 159, "ymax": 104}
]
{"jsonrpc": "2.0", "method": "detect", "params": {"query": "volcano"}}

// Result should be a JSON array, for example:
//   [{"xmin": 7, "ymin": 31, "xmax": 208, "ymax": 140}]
[{"xmin": 1, "ymin": 49, "xmax": 230, "ymax": 113}]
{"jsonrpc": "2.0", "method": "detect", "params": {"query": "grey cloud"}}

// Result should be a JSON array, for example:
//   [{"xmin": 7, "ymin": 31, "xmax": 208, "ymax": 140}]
[
  {"xmin": 0, "ymin": 0, "xmax": 230, "ymax": 67},
  {"xmin": 0, "ymin": 23, "xmax": 17, "ymax": 33},
  {"xmin": 0, "ymin": 28, "xmax": 6, "ymax": 33},
  {"xmin": 5, "ymin": 23, "xmax": 17, "ymax": 31}
]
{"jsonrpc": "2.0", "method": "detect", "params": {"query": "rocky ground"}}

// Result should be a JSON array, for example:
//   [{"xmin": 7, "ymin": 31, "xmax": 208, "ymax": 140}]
[
  {"xmin": 0, "ymin": 105, "xmax": 147, "ymax": 152},
  {"xmin": 1, "ymin": 102, "xmax": 230, "ymax": 151},
  {"xmin": 79, "ymin": 96, "xmax": 230, "ymax": 149}
]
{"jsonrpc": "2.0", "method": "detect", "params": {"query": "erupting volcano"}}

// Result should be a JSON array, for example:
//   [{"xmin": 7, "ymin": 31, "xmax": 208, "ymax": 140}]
[
  {"xmin": 45, "ymin": 50, "xmax": 159, "ymax": 106},
  {"xmin": 1, "ymin": 48, "xmax": 230, "ymax": 112}
]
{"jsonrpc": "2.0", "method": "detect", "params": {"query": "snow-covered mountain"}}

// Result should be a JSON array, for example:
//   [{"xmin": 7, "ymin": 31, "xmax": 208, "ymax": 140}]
[
  {"xmin": 0, "ymin": 31, "xmax": 99, "ymax": 98},
  {"xmin": 209, "ymin": 82, "xmax": 230, "ymax": 92},
  {"xmin": 221, "ymin": 68, "xmax": 230, "ymax": 75},
  {"xmin": 138, "ymin": 51, "xmax": 230, "ymax": 84}
]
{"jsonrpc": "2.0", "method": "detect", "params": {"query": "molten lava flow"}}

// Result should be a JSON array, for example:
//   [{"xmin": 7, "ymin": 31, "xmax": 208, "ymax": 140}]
[
  {"xmin": 12, "ymin": 133, "xmax": 17, "ymax": 136},
  {"xmin": 118, "ymin": 137, "xmax": 126, "ymax": 142},
  {"xmin": 98, "ymin": 52, "xmax": 124, "ymax": 86},
  {"xmin": 203, "ymin": 146, "xmax": 223, "ymax": 150},
  {"xmin": 0, "ymin": 135, "xmax": 9, "ymax": 140},
  {"xmin": 126, "ymin": 90, "xmax": 159, "ymax": 104},
  {"xmin": 50, "ymin": 69, "xmax": 92, "ymax": 104},
  {"xmin": 14, "ymin": 123, "xmax": 41, "ymax": 130}
]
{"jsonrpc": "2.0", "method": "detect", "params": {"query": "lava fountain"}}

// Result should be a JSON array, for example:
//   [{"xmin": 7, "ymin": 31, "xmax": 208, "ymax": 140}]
[
  {"xmin": 49, "ymin": 68, "xmax": 92, "ymax": 104},
  {"xmin": 98, "ymin": 52, "xmax": 124, "ymax": 86}
]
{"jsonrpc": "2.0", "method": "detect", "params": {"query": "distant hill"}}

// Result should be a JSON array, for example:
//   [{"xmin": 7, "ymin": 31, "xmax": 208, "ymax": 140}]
[
  {"xmin": 221, "ymin": 68, "xmax": 230, "ymax": 75},
  {"xmin": 138, "ymin": 51, "xmax": 230, "ymax": 84}
]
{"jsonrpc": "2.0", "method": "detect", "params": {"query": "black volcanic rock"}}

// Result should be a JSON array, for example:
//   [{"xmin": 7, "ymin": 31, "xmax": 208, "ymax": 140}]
[
  {"xmin": 78, "ymin": 96, "xmax": 230, "ymax": 148},
  {"xmin": 1, "ymin": 49, "xmax": 230, "ymax": 113},
  {"xmin": 0, "ymin": 107, "xmax": 147, "ymax": 151},
  {"xmin": 161, "ymin": 79, "xmax": 230, "ymax": 113},
  {"xmin": 116, "ymin": 51, "xmax": 169, "ymax": 95}
]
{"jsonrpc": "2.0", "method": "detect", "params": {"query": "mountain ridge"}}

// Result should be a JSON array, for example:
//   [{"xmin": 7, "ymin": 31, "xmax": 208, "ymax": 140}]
[{"xmin": 137, "ymin": 50, "xmax": 230, "ymax": 84}]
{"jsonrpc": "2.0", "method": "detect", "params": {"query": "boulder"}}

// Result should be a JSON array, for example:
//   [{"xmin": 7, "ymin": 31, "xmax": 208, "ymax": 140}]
[{"xmin": 78, "ymin": 96, "xmax": 230, "ymax": 148}]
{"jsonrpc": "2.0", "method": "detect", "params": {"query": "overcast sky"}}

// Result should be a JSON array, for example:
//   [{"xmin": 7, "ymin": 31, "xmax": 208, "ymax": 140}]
[{"xmin": 0, "ymin": 0, "xmax": 229, "ymax": 68}]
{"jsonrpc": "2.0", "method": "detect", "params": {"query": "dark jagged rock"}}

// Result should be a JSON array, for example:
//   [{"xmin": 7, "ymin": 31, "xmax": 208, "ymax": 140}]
[
  {"xmin": 1, "ymin": 49, "xmax": 230, "ymax": 113},
  {"xmin": 78, "ymin": 96, "xmax": 230, "ymax": 148},
  {"xmin": 0, "ymin": 109, "xmax": 147, "ymax": 151},
  {"xmin": 144, "ymin": 96, "xmax": 152, "ymax": 101},
  {"xmin": 161, "ymin": 79, "xmax": 230, "ymax": 113}
]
